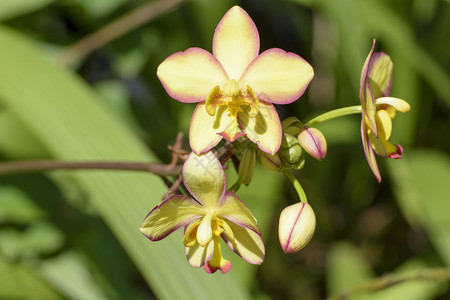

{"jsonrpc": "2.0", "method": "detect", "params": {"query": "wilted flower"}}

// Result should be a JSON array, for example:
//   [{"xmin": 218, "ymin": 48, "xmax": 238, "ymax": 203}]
[
  {"xmin": 157, "ymin": 6, "xmax": 314, "ymax": 155},
  {"xmin": 279, "ymin": 202, "xmax": 316, "ymax": 254},
  {"xmin": 140, "ymin": 151, "xmax": 264, "ymax": 274},
  {"xmin": 360, "ymin": 40, "xmax": 410, "ymax": 182}
]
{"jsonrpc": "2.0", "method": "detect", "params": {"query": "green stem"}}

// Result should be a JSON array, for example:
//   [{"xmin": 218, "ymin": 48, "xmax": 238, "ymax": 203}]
[
  {"xmin": 305, "ymin": 105, "xmax": 362, "ymax": 127},
  {"xmin": 283, "ymin": 169, "xmax": 307, "ymax": 203}
]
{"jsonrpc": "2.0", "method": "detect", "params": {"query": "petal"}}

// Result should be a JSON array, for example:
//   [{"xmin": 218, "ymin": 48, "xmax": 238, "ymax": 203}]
[
  {"xmin": 221, "ymin": 219, "xmax": 265, "ymax": 265},
  {"xmin": 217, "ymin": 115, "xmax": 246, "ymax": 142},
  {"xmin": 182, "ymin": 151, "xmax": 226, "ymax": 208},
  {"xmin": 376, "ymin": 109, "xmax": 392, "ymax": 140},
  {"xmin": 376, "ymin": 97, "xmax": 411, "ymax": 113},
  {"xmin": 185, "ymin": 241, "xmax": 214, "ymax": 268},
  {"xmin": 216, "ymin": 191, "xmax": 260, "ymax": 234},
  {"xmin": 140, "ymin": 195, "xmax": 204, "ymax": 241},
  {"xmin": 197, "ymin": 213, "xmax": 213, "ymax": 246},
  {"xmin": 213, "ymin": 6, "xmax": 259, "ymax": 80},
  {"xmin": 238, "ymin": 101, "xmax": 282, "ymax": 155},
  {"xmin": 367, "ymin": 52, "xmax": 393, "ymax": 98},
  {"xmin": 363, "ymin": 82, "xmax": 378, "ymax": 135},
  {"xmin": 369, "ymin": 131, "xmax": 403, "ymax": 159},
  {"xmin": 240, "ymin": 48, "xmax": 314, "ymax": 104},
  {"xmin": 204, "ymin": 257, "xmax": 232, "ymax": 274},
  {"xmin": 157, "ymin": 47, "xmax": 228, "ymax": 102},
  {"xmin": 359, "ymin": 39, "xmax": 376, "ymax": 99},
  {"xmin": 189, "ymin": 103, "xmax": 241, "ymax": 154},
  {"xmin": 361, "ymin": 119, "xmax": 381, "ymax": 182}
]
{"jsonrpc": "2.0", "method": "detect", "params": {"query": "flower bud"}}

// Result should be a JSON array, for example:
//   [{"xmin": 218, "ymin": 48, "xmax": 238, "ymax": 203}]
[
  {"xmin": 291, "ymin": 155, "xmax": 305, "ymax": 170},
  {"xmin": 279, "ymin": 133, "xmax": 304, "ymax": 169},
  {"xmin": 281, "ymin": 117, "xmax": 303, "ymax": 136},
  {"xmin": 297, "ymin": 126, "xmax": 327, "ymax": 160},
  {"xmin": 238, "ymin": 146, "xmax": 256, "ymax": 185},
  {"xmin": 279, "ymin": 202, "xmax": 316, "ymax": 254},
  {"xmin": 257, "ymin": 150, "xmax": 282, "ymax": 172}
]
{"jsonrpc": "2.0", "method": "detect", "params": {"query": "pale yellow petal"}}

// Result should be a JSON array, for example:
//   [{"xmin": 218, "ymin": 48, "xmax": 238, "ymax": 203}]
[
  {"xmin": 238, "ymin": 101, "xmax": 282, "ymax": 155},
  {"xmin": 240, "ymin": 48, "xmax": 313, "ymax": 104},
  {"xmin": 140, "ymin": 195, "xmax": 205, "ymax": 241},
  {"xmin": 182, "ymin": 151, "xmax": 226, "ymax": 208},
  {"xmin": 221, "ymin": 220, "xmax": 265, "ymax": 265},
  {"xmin": 216, "ymin": 191, "xmax": 260, "ymax": 234},
  {"xmin": 157, "ymin": 47, "xmax": 228, "ymax": 102},
  {"xmin": 369, "ymin": 131, "xmax": 388, "ymax": 157},
  {"xmin": 376, "ymin": 109, "xmax": 392, "ymax": 140},
  {"xmin": 363, "ymin": 82, "xmax": 378, "ymax": 135},
  {"xmin": 367, "ymin": 52, "xmax": 393, "ymax": 98},
  {"xmin": 361, "ymin": 120, "xmax": 381, "ymax": 182},
  {"xmin": 369, "ymin": 131, "xmax": 403, "ymax": 158},
  {"xmin": 185, "ymin": 240, "xmax": 214, "ymax": 268},
  {"xmin": 376, "ymin": 97, "xmax": 411, "ymax": 113},
  {"xmin": 360, "ymin": 39, "xmax": 376, "ymax": 93},
  {"xmin": 213, "ymin": 6, "xmax": 259, "ymax": 79},
  {"xmin": 189, "ymin": 103, "xmax": 240, "ymax": 154},
  {"xmin": 197, "ymin": 213, "xmax": 213, "ymax": 246}
]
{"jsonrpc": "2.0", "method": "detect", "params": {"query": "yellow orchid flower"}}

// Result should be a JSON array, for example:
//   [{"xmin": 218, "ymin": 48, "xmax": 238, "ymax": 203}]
[
  {"xmin": 140, "ymin": 151, "xmax": 264, "ymax": 274},
  {"xmin": 157, "ymin": 6, "xmax": 314, "ymax": 155},
  {"xmin": 360, "ymin": 40, "xmax": 410, "ymax": 182}
]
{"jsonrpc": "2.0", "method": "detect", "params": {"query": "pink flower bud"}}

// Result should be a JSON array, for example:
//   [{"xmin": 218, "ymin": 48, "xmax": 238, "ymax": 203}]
[
  {"xmin": 278, "ymin": 202, "xmax": 316, "ymax": 254},
  {"xmin": 297, "ymin": 126, "xmax": 327, "ymax": 160}
]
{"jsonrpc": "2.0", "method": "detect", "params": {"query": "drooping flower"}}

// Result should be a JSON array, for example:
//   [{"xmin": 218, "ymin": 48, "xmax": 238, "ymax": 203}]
[
  {"xmin": 360, "ymin": 40, "xmax": 410, "ymax": 182},
  {"xmin": 157, "ymin": 6, "xmax": 314, "ymax": 155},
  {"xmin": 140, "ymin": 151, "xmax": 265, "ymax": 274}
]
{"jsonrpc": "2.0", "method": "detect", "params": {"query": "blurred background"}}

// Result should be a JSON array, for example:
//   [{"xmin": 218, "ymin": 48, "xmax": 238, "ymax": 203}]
[{"xmin": 0, "ymin": 0, "xmax": 449, "ymax": 299}]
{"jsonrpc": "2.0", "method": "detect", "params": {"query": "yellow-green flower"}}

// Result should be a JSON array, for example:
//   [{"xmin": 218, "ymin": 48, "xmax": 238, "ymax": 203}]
[
  {"xmin": 140, "ymin": 151, "xmax": 264, "ymax": 274},
  {"xmin": 157, "ymin": 6, "xmax": 314, "ymax": 155},
  {"xmin": 360, "ymin": 40, "xmax": 410, "ymax": 182}
]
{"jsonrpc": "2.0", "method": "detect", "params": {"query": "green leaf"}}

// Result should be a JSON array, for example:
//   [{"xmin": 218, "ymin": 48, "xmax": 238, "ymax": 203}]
[
  {"xmin": 0, "ymin": 255, "xmax": 62, "ymax": 299},
  {"xmin": 0, "ymin": 185, "xmax": 45, "ymax": 224},
  {"xmin": 0, "ymin": 0, "xmax": 54, "ymax": 21},
  {"xmin": 0, "ymin": 110, "xmax": 48, "ymax": 159},
  {"xmin": 405, "ymin": 150, "xmax": 450, "ymax": 265},
  {"xmin": 0, "ymin": 26, "xmax": 251, "ymax": 299},
  {"xmin": 326, "ymin": 242, "xmax": 374, "ymax": 299},
  {"xmin": 37, "ymin": 252, "xmax": 111, "ymax": 300}
]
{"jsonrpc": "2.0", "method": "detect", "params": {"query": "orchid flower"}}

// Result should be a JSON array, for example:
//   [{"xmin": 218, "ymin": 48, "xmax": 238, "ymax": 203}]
[
  {"xmin": 360, "ymin": 40, "xmax": 410, "ymax": 182},
  {"xmin": 140, "ymin": 151, "xmax": 265, "ymax": 274},
  {"xmin": 157, "ymin": 6, "xmax": 314, "ymax": 155}
]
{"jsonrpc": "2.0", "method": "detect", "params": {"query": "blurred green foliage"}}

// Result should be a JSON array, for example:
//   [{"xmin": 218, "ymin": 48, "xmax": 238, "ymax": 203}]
[{"xmin": 0, "ymin": 0, "xmax": 449, "ymax": 299}]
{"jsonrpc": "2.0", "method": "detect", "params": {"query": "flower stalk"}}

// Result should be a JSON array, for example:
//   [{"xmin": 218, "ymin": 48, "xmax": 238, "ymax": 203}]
[
  {"xmin": 283, "ymin": 169, "xmax": 307, "ymax": 203},
  {"xmin": 305, "ymin": 105, "xmax": 362, "ymax": 127}
]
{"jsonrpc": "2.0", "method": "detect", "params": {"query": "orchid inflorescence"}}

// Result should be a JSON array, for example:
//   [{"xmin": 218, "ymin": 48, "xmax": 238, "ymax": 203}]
[{"xmin": 140, "ymin": 6, "xmax": 410, "ymax": 274}]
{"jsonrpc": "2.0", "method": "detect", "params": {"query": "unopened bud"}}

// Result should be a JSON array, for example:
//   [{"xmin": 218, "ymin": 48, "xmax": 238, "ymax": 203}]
[
  {"xmin": 257, "ymin": 150, "xmax": 282, "ymax": 172},
  {"xmin": 281, "ymin": 117, "xmax": 303, "ymax": 136},
  {"xmin": 297, "ymin": 126, "xmax": 327, "ymax": 160},
  {"xmin": 279, "ymin": 133, "xmax": 304, "ymax": 168},
  {"xmin": 279, "ymin": 202, "xmax": 316, "ymax": 254},
  {"xmin": 238, "ymin": 146, "xmax": 256, "ymax": 185}
]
